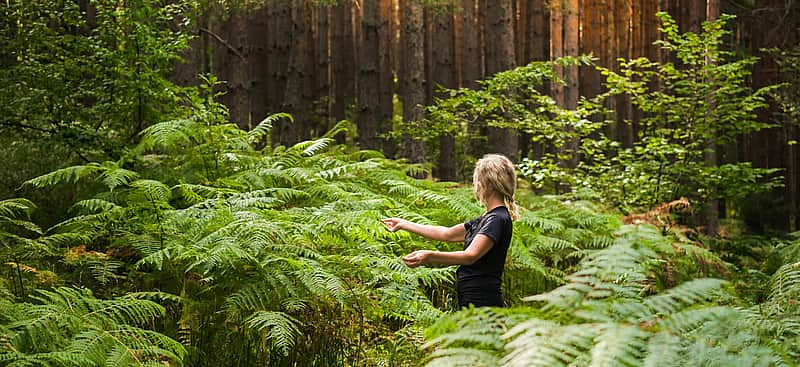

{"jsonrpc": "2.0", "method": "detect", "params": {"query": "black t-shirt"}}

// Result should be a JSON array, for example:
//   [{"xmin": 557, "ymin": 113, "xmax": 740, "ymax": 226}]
[{"xmin": 456, "ymin": 206, "xmax": 513, "ymax": 294}]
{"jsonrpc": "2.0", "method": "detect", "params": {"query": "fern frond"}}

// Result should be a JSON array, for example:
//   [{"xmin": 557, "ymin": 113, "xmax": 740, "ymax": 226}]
[
  {"xmin": 768, "ymin": 261, "xmax": 800, "ymax": 306},
  {"xmin": 23, "ymin": 163, "xmax": 103, "ymax": 188},
  {"xmin": 245, "ymin": 311, "xmax": 301, "ymax": 356},
  {"xmin": 249, "ymin": 113, "xmax": 292, "ymax": 145},
  {"xmin": 643, "ymin": 278, "xmax": 727, "ymax": 316},
  {"xmin": 138, "ymin": 118, "xmax": 197, "ymax": 151},
  {"xmin": 315, "ymin": 160, "xmax": 380, "ymax": 180},
  {"xmin": 0, "ymin": 198, "xmax": 37, "ymax": 218}
]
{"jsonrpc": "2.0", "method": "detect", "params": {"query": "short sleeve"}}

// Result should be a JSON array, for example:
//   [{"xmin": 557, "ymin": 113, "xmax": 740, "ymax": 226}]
[
  {"xmin": 476, "ymin": 213, "xmax": 504, "ymax": 243},
  {"xmin": 464, "ymin": 216, "xmax": 482, "ymax": 232}
]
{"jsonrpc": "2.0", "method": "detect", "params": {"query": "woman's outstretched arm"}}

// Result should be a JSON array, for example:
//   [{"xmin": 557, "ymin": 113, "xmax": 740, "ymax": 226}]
[
  {"xmin": 402, "ymin": 234, "xmax": 494, "ymax": 267},
  {"xmin": 381, "ymin": 218, "xmax": 466, "ymax": 243}
]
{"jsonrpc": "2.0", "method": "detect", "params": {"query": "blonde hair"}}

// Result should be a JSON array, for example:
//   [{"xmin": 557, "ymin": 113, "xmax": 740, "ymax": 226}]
[{"xmin": 473, "ymin": 154, "xmax": 520, "ymax": 221}]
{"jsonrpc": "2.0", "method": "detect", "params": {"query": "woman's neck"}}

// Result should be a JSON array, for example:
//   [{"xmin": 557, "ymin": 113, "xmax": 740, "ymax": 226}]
[{"xmin": 484, "ymin": 196, "xmax": 505, "ymax": 212}]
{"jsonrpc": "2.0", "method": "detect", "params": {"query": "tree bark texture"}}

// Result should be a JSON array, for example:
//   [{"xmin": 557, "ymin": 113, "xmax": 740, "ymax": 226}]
[
  {"xmin": 486, "ymin": 0, "xmax": 518, "ymax": 161},
  {"xmin": 357, "ymin": 0, "xmax": 381, "ymax": 151},
  {"xmin": 704, "ymin": 0, "xmax": 719, "ymax": 236},
  {"xmin": 432, "ymin": 9, "xmax": 457, "ymax": 181},
  {"xmin": 400, "ymin": 0, "xmax": 426, "ymax": 164}
]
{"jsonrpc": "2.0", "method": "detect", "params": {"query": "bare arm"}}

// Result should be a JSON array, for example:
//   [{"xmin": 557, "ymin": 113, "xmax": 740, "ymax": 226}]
[
  {"xmin": 402, "ymin": 234, "xmax": 495, "ymax": 267},
  {"xmin": 381, "ymin": 218, "xmax": 466, "ymax": 243}
]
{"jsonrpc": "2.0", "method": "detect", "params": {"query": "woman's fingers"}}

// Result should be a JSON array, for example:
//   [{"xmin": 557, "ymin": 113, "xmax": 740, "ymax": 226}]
[
  {"xmin": 402, "ymin": 250, "xmax": 428, "ymax": 268},
  {"xmin": 381, "ymin": 218, "xmax": 401, "ymax": 232}
]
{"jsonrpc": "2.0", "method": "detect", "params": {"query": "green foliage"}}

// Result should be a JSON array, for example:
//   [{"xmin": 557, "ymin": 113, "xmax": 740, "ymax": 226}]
[
  {"xmin": 425, "ymin": 225, "xmax": 800, "ymax": 367},
  {"xmin": 8, "ymin": 102, "xmax": 637, "ymax": 364},
  {"xmin": 425, "ymin": 13, "xmax": 781, "ymax": 216},
  {"xmin": 0, "ymin": 0, "xmax": 200, "ymax": 232},
  {"xmin": 576, "ymin": 12, "xmax": 783, "ymax": 212},
  {"xmin": 0, "ymin": 286, "xmax": 186, "ymax": 366}
]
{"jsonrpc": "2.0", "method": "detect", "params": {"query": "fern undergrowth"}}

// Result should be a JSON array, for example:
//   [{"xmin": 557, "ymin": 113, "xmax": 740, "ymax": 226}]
[{"xmin": 3, "ymin": 111, "xmax": 798, "ymax": 366}]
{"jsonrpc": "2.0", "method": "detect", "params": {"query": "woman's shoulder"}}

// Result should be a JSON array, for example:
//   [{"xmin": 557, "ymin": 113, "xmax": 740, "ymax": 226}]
[{"xmin": 486, "ymin": 206, "xmax": 511, "ymax": 220}]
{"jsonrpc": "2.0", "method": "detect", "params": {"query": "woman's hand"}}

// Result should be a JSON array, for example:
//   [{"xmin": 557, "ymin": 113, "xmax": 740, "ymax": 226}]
[
  {"xmin": 402, "ymin": 250, "xmax": 432, "ymax": 268},
  {"xmin": 381, "ymin": 218, "xmax": 407, "ymax": 232}
]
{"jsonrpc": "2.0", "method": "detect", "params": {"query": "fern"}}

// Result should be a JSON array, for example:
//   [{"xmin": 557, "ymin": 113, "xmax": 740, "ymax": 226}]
[
  {"xmin": 0, "ymin": 287, "xmax": 185, "ymax": 366},
  {"xmin": 427, "ymin": 225, "xmax": 797, "ymax": 367},
  {"xmin": 244, "ymin": 311, "xmax": 302, "ymax": 356}
]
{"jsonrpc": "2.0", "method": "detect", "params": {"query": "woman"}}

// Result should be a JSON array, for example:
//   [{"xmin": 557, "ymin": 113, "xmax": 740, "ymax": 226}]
[{"xmin": 382, "ymin": 154, "xmax": 519, "ymax": 307}]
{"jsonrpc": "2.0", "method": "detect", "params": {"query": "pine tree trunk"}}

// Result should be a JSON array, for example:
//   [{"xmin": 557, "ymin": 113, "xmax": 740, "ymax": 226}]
[
  {"xmin": 248, "ymin": 6, "xmax": 270, "ymax": 130},
  {"xmin": 550, "ymin": 0, "xmax": 564, "ymax": 108},
  {"xmin": 379, "ymin": 0, "xmax": 397, "ymax": 158},
  {"xmin": 281, "ymin": 0, "xmax": 313, "ymax": 145},
  {"xmin": 486, "ymin": 0, "xmax": 518, "ymax": 161},
  {"xmin": 357, "ymin": 0, "xmax": 381, "ymax": 151},
  {"xmin": 332, "ymin": 1, "xmax": 357, "ymax": 143},
  {"xmin": 562, "ymin": 0, "xmax": 580, "ymax": 169},
  {"xmin": 615, "ymin": 0, "xmax": 634, "ymax": 148},
  {"xmin": 400, "ymin": 0, "xmax": 426, "ymax": 164},
  {"xmin": 526, "ymin": 0, "xmax": 548, "ymax": 160},
  {"xmin": 432, "ymin": 8, "xmax": 457, "ymax": 181},
  {"xmin": 458, "ymin": 0, "xmax": 481, "ymax": 89},
  {"xmin": 581, "ymin": 0, "xmax": 603, "ymax": 99},
  {"xmin": 270, "ymin": 2, "xmax": 292, "ymax": 146},
  {"xmin": 317, "ymin": 5, "xmax": 332, "ymax": 130},
  {"xmin": 527, "ymin": 0, "xmax": 548, "ymax": 63},
  {"xmin": 704, "ymin": 0, "xmax": 719, "ymax": 236},
  {"xmin": 516, "ymin": 0, "xmax": 527, "ymax": 66},
  {"xmin": 788, "ymin": 123, "xmax": 798, "ymax": 231},
  {"xmin": 689, "ymin": 0, "xmax": 706, "ymax": 33},
  {"xmin": 604, "ymin": 0, "xmax": 618, "ymax": 140},
  {"xmin": 223, "ymin": 9, "xmax": 250, "ymax": 130}
]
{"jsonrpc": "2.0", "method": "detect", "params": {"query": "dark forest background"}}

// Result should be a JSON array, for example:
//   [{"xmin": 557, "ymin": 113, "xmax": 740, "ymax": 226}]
[{"xmin": 176, "ymin": 0, "xmax": 799, "ymax": 231}]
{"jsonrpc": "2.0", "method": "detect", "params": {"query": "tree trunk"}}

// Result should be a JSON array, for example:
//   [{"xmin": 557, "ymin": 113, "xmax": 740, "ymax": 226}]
[
  {"xmin": 432, "ymin": 8, "xmax": 457, "ymax": 181},
  {"xmin": 220, "ymin": 9, "xmax": 250, "ymax": 130},
  {"xmin": 280, "ymin": 0, "xmax": 313, "ymax": 145},
  {"xmin": 317, "ymin": 5, "xmax": 333, "ymax": 131},
  {"xmin": 379, "ymin": 0, "xmax": 397, "ymax": 158},
  {"xmin": 270, "ymin": 2, "xmax": 292, "ymax": 146},
  {"xmin": 604, "ymin": 0, "xmax": 618, "ymax": 140},
  {"xmin": 248, "ymin": 6, "xmax": 270, "ymax": 130},
  {"xmin": 581, "ymin": 0, "xmax": 603, "ymax": 99},
  {"xmin": 788, "ymin": 123, "xmax": 798, "ymax": 231},
  {"xmin": 516, "ymin": 0, "xmax": 527, "ymax": 67},
  {"xmin": 615, "ymin": 0, "xmax": 634, "ymax": 148},
  {"xmin": 704, "ymin": 0, "xmax": 719, "ymax": 236},
  {"xmin": 527, "ymin": 0, "xmax": 548, "ymax": 63},
  {"xmin": 357, "ymin": 0, "xmax": 381, "ymax": 151},
  {"xmin": 525, "ymin": 0, "xmax": 548, "ymax": 160},
  {"xmin": 550, "ymin": 0, "xmax": 564, "ymax": 108},
  {"xmin": 332, "ymin": 1, "xmax": 357, "ymax": 144},
  {"xmin": 485, "ymin": 0, "xmax": 518, "ymax": 161},
  {"xmin": 400, "ymin": 0, "xmax": 426, "ymax": 164}
]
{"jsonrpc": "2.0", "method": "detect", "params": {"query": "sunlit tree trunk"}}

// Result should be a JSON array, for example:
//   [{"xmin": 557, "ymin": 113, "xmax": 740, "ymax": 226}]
[{"xmin": 550, "ymin": 0, "xmax": 564, "ymax": 105}]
